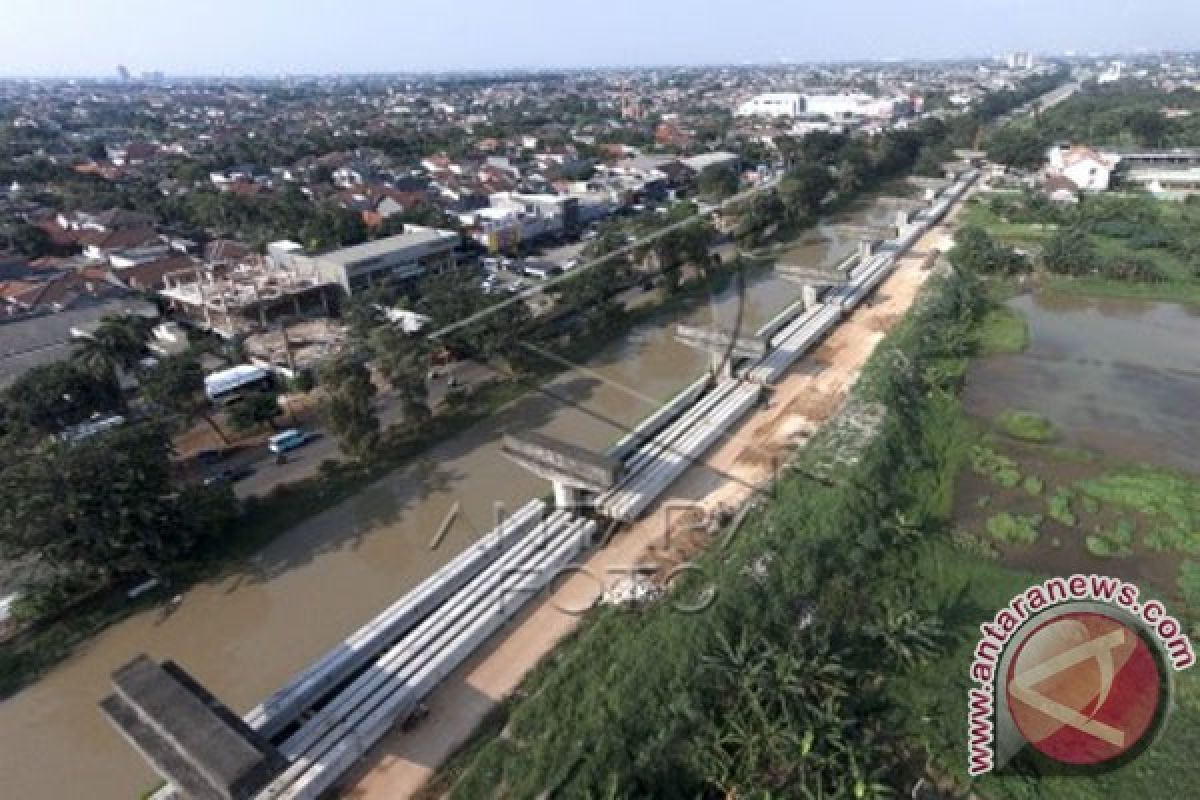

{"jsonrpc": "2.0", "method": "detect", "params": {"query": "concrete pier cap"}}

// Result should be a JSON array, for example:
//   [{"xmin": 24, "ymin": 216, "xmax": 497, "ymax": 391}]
[{"xmin": 501, "ymin": 431, "xmax": 621, "ymax": 509}]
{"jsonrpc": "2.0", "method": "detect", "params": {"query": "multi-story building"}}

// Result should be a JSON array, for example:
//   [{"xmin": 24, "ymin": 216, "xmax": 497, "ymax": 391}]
[
  {"xmin": 296, "ymin": 226, "xmax": 461, "ymax": 294},
  {"xmin": 735, "ymin": 93, "xmax": 804, "ymax": 118}
]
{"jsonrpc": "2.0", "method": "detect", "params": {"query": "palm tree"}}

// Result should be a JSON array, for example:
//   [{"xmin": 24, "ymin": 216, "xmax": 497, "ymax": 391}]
[{"xmin": 73, "ymin": 315, "xmax": 151, "ymax": 385}]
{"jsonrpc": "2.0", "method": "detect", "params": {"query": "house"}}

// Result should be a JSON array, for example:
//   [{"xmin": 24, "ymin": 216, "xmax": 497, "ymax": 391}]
[
  {"xmin": 1046, "ymin": 145, "xmax": 1120, "ymax": 192},
  {"xmin": 108, "ymin": 253, "xmax": 198, "ymax": 292},
  {"xmin": 76, "ymin": 227, "xmax": 165, "ymax": 262},
  {"xmin": 655, "ymin": 121, "xmax": 694, "ymax": 149},
  {"xmin": 56, "ymin": 208, "xmax": 154, "ymax": 233}
]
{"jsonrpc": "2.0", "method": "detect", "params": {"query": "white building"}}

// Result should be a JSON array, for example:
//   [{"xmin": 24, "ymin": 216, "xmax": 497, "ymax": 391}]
[
  {"xmin": 1006, "ymin": 52, "xmax": 1035, "ymax": 71},
  {"xmin": 293, "ymin": 227, "xmax": 460, "ymax": 294},
  {"xmin": 737, "ymin": 92, "xmax": 907, "ymax": 120},
  {"xmin": 804, "ymin": 93, "xmax": 910, "ymax": 119},
  {"xmin": 1046, "ymin": 145, "xmax": 1121, "ymax": 192},
  {"xmin": 735, "ymin": 93, "xmax": 803, "ymax": 118},
  {"xmin": 462, "ymin": 192, "xmax": 572, "ymax": 253}
]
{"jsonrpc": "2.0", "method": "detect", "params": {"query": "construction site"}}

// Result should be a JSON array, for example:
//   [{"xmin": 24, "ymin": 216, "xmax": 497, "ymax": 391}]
[{"xmin": 102, "ymin": 167, "xmax": 978, "ymax": 800}]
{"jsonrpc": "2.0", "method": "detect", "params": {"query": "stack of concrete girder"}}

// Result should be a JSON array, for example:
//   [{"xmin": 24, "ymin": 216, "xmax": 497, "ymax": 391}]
[
  {"xmin": 597, "ymin": 380, "xmax": 761, "ymax": 521},
  {"xmin": 256, "ymin": 507, "xmax": 596, "ymax": 800}
]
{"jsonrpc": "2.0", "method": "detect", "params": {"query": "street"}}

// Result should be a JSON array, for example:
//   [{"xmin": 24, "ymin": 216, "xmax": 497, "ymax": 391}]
[{"xmin": 231, "ymin": 360, "xmax": 498, "ymax": 499}]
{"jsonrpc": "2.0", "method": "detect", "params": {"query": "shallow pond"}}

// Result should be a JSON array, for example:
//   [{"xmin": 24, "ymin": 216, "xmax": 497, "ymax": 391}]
[{"xmin": 964, "ymin": 292, "xmax": 1200, "ymax": 475}]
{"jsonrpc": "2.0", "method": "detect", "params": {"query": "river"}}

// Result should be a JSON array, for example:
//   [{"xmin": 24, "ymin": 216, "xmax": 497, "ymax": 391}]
[{"xmin": 0, "ymin": 202, "xmax": 894, "ymax": 800}]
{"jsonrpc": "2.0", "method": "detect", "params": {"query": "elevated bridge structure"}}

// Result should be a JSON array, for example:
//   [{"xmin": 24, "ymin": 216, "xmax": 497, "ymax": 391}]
[{"xmin": 112, "ymin": 167, "xmax": 981, "ymax": 800}]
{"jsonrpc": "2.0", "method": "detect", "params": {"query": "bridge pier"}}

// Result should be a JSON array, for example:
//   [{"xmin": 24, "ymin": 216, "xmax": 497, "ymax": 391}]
[
  {"xmin": 674, "ymin": 324, "xmax": 768, "ymax": 382},
  {"xmin": 553, "ymin": 482, "xmax": 585, "ymax": 510},
  {"xmin": 501, "ymin": 431, "xmax": 621, "ymax": 510}
]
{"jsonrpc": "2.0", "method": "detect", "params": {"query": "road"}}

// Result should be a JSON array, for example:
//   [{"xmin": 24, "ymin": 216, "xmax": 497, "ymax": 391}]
[{"xmin": 232, "ymin": 360, "xmax": 498, "ymax": 499}]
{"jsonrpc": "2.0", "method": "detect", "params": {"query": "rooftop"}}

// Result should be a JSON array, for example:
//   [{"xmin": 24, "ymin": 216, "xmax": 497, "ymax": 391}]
[{"xmin": 315, "ymin": 226, "xmax": 458, "ymax": 266}]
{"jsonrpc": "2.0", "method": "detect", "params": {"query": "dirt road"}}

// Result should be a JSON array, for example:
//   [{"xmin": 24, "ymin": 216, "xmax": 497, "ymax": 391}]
[{"xmin": 339, "ymin": 200, "xmax": 969, "ymax": 800}]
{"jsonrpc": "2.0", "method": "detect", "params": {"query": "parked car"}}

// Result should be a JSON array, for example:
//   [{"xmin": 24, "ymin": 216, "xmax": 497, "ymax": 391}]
[
  {"xmin": 268, "ymin": 428, "xmax": 314, "ymax": 454},
  {"xmin": 203, "ymin": 465, "xmax": 254, "ymax": 486},
  {"xmin": 195, "ymin": 448, "xmax": 225, "ymax": 465}
]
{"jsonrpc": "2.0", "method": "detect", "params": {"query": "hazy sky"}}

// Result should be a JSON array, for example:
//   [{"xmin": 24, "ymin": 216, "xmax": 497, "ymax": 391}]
[{"xmin": 2, "ymin": 0, "xmax": 1198, "ymax": 76}]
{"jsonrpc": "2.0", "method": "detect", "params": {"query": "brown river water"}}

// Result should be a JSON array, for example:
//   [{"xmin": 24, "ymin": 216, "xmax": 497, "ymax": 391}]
[{"xmin": 0, "ymin": 206, "xmax": 892, "ymax": 800}]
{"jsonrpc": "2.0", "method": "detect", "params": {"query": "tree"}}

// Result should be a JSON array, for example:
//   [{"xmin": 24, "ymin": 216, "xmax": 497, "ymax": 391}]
[
  {"xmin": 73, "ymin": 315, "xmax": 153, "ymax": 385},
  {"xmin": 836, "ymin": 158, "xmax": 863, "ymax": 195},
  {"xmin": 0, "ymin": 422, "xmax": 236, "ymax": 586},
  {"xmin": 318, "ymin": 351, "xmax": 379, "ymax": 459},
  {"xmin": 338, "ymin": 291, "xmax": 386, "ymax": 347},
  {"xmin": 0, "ymin": 221, "xmax": 61, "ymax": 258},
  {"xmin": 369, "ymin": 325, "xmax": 431, "ymax": 428},
  {"xmin": 1126, "ymin": 109, "xmax": 1167, "ymax": 147},
  {"xmin": 418, "ymin": 269, "xmax": 533, "ymax": 363},
  {"xmin": 779, "ymin": 163, "xmax": 834, "ymax": 220},
  {"xmin": 139, "ymin": 353, "xmax": 230, "ymax": 444},
  {"xmin": 1042, "ymin": 227, "xmax": 1097, "ymax": 276},
  {"xmin": 696, "ymin": 165, "xmax": 739, "ymax": 201},
  {"xmin": 226, "ymin": 391, "xmax": 282, "ymax": 434},
  {"xmin": 947, "ymin": 225, "xmax": 1030, "ymax": 276},
  {"xmin": 985, "ymin": 126, "xmax": 1049, "ymax": 169},
  {"xmin": 3, "ymin": 361, "xmax": 122, "ymax": 435}
]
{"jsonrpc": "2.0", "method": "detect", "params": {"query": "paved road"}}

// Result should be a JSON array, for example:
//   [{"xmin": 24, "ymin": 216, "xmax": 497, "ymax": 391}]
[{"xmin": 232, "ymin": 360, "xmax": 498, "ymax": 499}]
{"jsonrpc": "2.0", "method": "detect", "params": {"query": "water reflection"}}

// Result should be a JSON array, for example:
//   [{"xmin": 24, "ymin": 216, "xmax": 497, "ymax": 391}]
[{"xmin": 965, "ymin": 292, "xmax": 1200, "ymax": 474}]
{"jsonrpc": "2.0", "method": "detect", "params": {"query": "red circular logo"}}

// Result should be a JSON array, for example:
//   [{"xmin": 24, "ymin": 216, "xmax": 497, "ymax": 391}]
[{"xmin": 1005, "ymin": 611, "xmax": 1163, "ymax": 765}]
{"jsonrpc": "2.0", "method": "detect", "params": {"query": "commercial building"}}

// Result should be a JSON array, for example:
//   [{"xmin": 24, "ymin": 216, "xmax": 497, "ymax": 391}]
[
  {"xmin": 293, "ymin": 226, "xmax": 461, "ymax": 294},
  {"xmin": 736, "ymin": 92, "xmax": 909, "ymax": 120},
  {"xmin": 735, "ymin": 93, "xmax": 803, "ymax": 118}
]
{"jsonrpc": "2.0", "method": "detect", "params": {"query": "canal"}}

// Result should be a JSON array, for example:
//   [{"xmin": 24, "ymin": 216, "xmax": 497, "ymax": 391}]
[{"xmin": 0, "ymin": 202, "xmax": 894, "ymax": 800}]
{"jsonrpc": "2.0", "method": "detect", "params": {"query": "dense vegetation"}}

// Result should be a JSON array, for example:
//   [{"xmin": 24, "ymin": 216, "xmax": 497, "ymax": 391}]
[
  {"xmin": 957, "ymin": 189, "xmax": 1200, "ymax": 302},
  {"xmin": 984, "ymin": 82, "xmax": 1200, "ymax": 169},
  {"xmin": 434, "ymin": 261, "xmax": 1200, "ymax": 799}
]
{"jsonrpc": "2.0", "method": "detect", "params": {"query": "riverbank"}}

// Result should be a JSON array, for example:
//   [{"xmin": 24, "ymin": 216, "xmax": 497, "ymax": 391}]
[
  {"xmin": 338, "ymin": 185, "xmax": 970, "ymax": 799},
  {"xmin": 898, "ymin": 287, "xmax": 1200, "ymax": 799},
  {"xmin": 388, "ymin": 196, "xmax": 1200, "ymax": 800}
]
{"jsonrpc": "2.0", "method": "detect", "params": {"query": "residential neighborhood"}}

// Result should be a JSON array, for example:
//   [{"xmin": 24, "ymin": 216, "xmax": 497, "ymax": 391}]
[{"xmin": 2, "ymin": 8, "xmax": 1200, "ymax": 800}]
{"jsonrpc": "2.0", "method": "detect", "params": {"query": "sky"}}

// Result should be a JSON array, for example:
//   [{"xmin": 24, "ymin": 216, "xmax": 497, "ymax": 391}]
[{"xmin": 2, "ymin": 0, "xmax": 1199, "ymax": 77}]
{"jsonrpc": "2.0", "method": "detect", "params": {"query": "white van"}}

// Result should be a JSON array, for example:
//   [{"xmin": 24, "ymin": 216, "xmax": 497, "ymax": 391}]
[{"xmin": 268, "ymin": 428, "xmax": 313, "ymax": 454}]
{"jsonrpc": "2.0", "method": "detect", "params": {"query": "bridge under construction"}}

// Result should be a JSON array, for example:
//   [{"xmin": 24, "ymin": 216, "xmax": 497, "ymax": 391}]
[{"xmin": 105, "ymin": 168, "xmax": 979, "ymax": 800}]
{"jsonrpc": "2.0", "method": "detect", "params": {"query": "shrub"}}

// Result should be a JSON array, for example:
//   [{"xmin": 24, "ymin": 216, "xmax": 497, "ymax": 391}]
[
  {"xmin": 1179, "ymin": 561, "xmax": 1200, "ymax": 613},
  {"xmin": 1047, "ymin": 490, "xmax": 1077, "ymax": 527},
  {"xmin": 1086, "ymin": 518, "xmax": 1136, "ymax": 558},
  {"xmin": 986, "ymin": 512, "xmax": 1041, "ymax": 545},
  {"xmin": 970, "ymin": 445, "xmax": 1021, "ymax": 488},
  {"xmin": 997, "ymin": 409, "xmax": 1057, "ymax": 443},
  {"xmin": 974, "ymin": 308, "xmax": 1030, "ymax": 355},
  {"xmin": 1099, "ymin": 255, "xmax": 1167, "ymax": 283},
  {"xmin": 1023, "ymin": 475, "xmax": 1045, "ymax": 496},
  {"xmin": 1145, "ymin": 526, "xmax": 1200, "ymax": 555}
]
